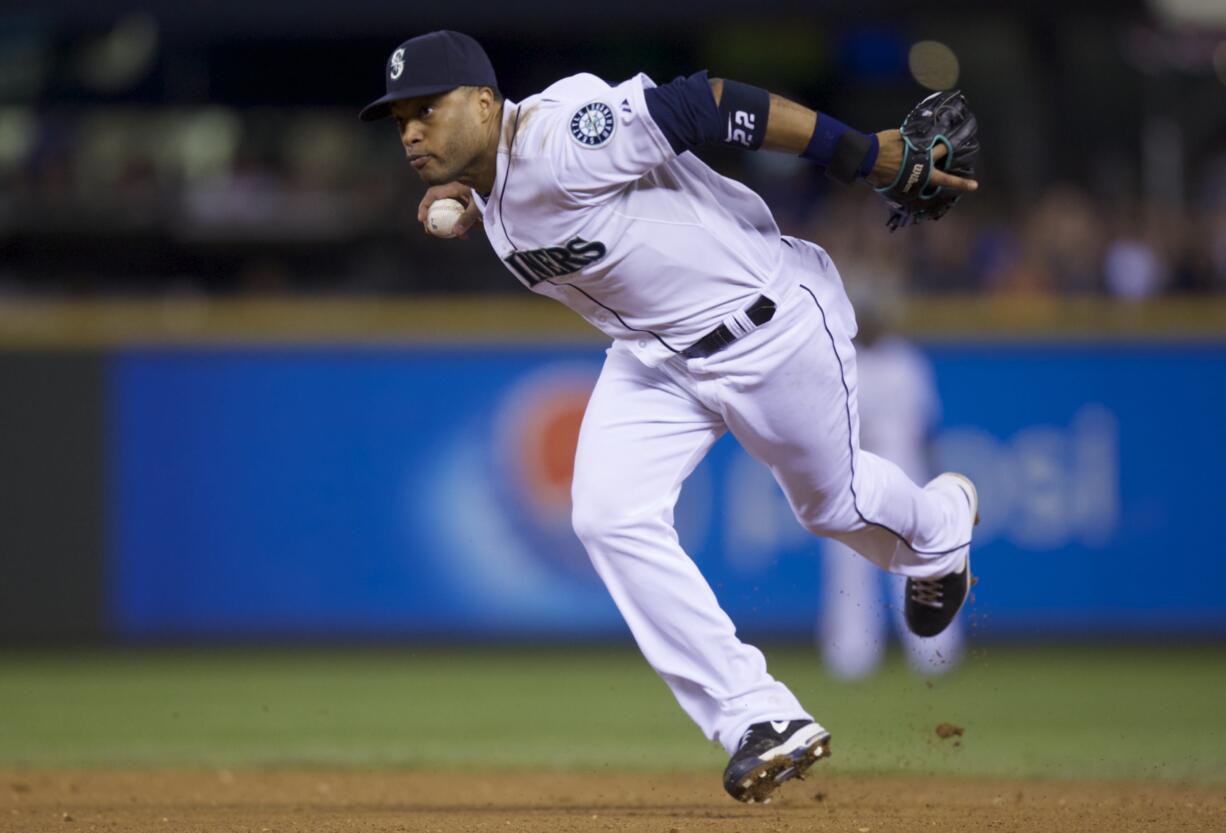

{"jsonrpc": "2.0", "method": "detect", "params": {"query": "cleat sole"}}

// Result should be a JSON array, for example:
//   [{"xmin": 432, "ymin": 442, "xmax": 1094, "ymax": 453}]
[{"xmin": 730, "ymin": 735, "xmax": 831, "ymax": 804}]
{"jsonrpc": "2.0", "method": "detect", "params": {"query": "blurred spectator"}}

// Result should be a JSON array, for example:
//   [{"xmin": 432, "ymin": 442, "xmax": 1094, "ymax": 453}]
[
  {"xmin": 1192, "ymin": 151, "xmax": 1226, "ymax": 293},
  {"xmin": 1104, "ymin": 234, "xmax": 1168, "ymax": 299},
  {"xmin": 1013, "ymin": 184, "xmax": 1105, "ymax": 295},
  {"xmin": 817, "ymin": 277, "xmax": 962, "ymax": 679}
]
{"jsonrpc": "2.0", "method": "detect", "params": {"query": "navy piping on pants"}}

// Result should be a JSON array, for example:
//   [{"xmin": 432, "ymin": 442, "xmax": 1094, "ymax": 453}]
[{"xmin": 799, "ymin": 282, "xmax": 971, "ymax": 557}]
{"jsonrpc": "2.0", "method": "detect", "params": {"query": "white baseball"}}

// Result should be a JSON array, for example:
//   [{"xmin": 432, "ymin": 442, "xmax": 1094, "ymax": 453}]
[{"xmin": 426, "ymin": 198, "xmax": 466, "ymax": 237}]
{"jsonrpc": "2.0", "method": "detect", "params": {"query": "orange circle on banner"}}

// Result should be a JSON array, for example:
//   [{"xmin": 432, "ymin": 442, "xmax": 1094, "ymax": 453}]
[{"xmin": 515, "ymin": 388, "xmax": 592, "ymax": 516}]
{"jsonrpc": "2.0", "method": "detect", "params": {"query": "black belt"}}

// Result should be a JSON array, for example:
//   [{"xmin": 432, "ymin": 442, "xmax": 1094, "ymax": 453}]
[{"xmin": 680, "ymin": 295, "xmax": 777, "ymax": 359}]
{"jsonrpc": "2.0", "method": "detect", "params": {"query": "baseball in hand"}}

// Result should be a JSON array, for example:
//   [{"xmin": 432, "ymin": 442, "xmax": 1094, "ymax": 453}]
[{"xmin": 426, "ymin": 198, "xmax": 466, "ymax": 237}]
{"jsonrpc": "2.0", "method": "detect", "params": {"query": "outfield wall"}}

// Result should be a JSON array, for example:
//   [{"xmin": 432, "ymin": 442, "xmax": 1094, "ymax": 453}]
[{"xmin": 2, "ymin": 298, "xmax": 1224, "ymax": 642}]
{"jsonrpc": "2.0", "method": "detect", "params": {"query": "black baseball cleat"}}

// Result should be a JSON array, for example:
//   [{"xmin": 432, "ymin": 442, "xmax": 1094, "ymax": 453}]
[
  {"xmin": 905, "ymin": 473, "xmax": 979, "ymax": 638},
  {"xmin": 723, "ymin": 719, "xmax": 831, "ymax": 804}
]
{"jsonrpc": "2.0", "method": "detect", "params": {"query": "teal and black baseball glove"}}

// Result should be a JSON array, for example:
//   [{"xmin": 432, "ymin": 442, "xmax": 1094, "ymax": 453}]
[{"xmin": 876, "ymin": 90, "xmax": 980, "ymax": 231}]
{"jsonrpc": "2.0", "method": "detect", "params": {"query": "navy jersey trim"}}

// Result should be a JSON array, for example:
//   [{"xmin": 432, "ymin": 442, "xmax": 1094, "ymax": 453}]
[{"xmin": 495, "ymin": 106, "xmax": 523, "ymax": 250}]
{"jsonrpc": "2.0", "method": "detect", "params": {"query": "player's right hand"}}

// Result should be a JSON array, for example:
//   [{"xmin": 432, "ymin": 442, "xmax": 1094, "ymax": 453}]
[{"xmin": 417, "ymin": 182, "xmax": 482, "ymax": 239}]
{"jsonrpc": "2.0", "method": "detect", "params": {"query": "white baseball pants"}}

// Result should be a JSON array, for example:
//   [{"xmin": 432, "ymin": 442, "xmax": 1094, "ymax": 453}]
[{"xmin": 570, "ymin": 238, "xmax": 974, "ymax": 754}]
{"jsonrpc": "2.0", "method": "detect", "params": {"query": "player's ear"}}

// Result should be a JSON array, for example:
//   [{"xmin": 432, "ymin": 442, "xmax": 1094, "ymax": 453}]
[{"xmin": 476, "ymin": 86, "xmax": 498, "ymax": 120}]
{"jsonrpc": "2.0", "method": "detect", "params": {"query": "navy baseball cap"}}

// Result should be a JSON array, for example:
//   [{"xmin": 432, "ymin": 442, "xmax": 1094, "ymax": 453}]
[{"xmin": 359, "ymin": 30, "xmax": 498, "ymax": 122}]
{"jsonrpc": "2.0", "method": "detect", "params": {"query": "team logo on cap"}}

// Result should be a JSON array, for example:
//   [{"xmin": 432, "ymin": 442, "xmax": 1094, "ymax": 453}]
[
  {"xmin": 389, "ymin": 48, "xmax": 405, "ymax": 80},
  {"xmin": 569, "ymin": 101, "xmax": 616, "ymax": 148}
]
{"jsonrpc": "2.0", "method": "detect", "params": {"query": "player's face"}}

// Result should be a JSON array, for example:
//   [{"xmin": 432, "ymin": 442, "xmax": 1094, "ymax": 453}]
[{"xmin": 391, "ymin": 89, "xmax": 492, "ymax": 186}]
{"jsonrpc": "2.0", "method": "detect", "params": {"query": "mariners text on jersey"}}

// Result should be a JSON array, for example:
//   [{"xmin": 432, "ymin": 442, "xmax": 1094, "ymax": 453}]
[{"xmin": 504, "ymin": 237, "xmax": 608, "ymax": 285}]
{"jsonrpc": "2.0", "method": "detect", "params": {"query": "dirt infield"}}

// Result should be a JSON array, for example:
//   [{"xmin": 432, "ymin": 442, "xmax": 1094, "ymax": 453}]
[{"xmin": 2, "ymin": 770, "xmax": 1223, "ymax": 833}]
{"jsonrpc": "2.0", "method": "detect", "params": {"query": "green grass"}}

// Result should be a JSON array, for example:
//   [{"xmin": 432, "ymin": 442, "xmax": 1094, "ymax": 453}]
[{"xmin": 0, "ymin": 645, "xmax": 1223, "ymax": 782}]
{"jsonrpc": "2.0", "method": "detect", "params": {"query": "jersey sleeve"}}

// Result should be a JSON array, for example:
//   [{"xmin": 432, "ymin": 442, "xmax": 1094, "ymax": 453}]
[{"xmin": 543, "ymin": 73, "xmax": 678, "ymax": 200}]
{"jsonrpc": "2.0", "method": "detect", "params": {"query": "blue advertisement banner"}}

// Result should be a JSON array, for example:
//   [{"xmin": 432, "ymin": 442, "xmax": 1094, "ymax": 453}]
[{"xmin": 108, "ymin": 343, "xmax": 1226, "ymax": 639}]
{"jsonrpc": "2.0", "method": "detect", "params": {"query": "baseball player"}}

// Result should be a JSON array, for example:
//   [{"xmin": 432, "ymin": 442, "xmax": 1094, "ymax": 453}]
[
  {"xmin": 362, "ymin": 30, "xmax": 981, "ymax": 803},
  {"xmin": 819, "ymin": 285, "xmax": 964, "ymax": 679}
]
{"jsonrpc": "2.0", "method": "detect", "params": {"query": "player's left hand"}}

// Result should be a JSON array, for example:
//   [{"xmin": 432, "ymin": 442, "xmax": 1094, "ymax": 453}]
[
  {"xmin": 868, "ymin": 129, "xmax": 978, "ymax": 194},
  {"xmin": 867, "ymin": 90, "xmax": 980, "ymax": 231}
]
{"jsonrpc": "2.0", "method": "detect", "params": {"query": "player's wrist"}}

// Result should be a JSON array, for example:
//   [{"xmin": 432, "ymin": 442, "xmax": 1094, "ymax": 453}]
[
  {"xmin": 866, "ymin": 129, "xmax": 901, "ymax": 188},
  {"xmin": 799, "ymin": 115, "xmax": 879, "ymax": 185}
]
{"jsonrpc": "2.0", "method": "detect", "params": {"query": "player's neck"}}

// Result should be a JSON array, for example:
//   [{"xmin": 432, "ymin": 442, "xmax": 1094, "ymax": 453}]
[{"xmin": 467, "ymin": 102, "xmax": 504, "ymax": 198}]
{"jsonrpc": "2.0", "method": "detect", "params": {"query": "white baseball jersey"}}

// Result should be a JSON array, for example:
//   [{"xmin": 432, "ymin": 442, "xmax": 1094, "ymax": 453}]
[{"xmin": 470, "ymin": 72, "xmax": 786, "ymax": 366}]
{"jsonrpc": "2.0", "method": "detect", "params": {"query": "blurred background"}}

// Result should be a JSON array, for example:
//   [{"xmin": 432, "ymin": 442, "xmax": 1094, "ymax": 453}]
[
  {"xmin": 0, "ymin": 0, "xmax": 1224, "ymax": 297},
  {"xmin": 1, "ymin": 0, "xmax": 1224, "ymax": 784}
]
